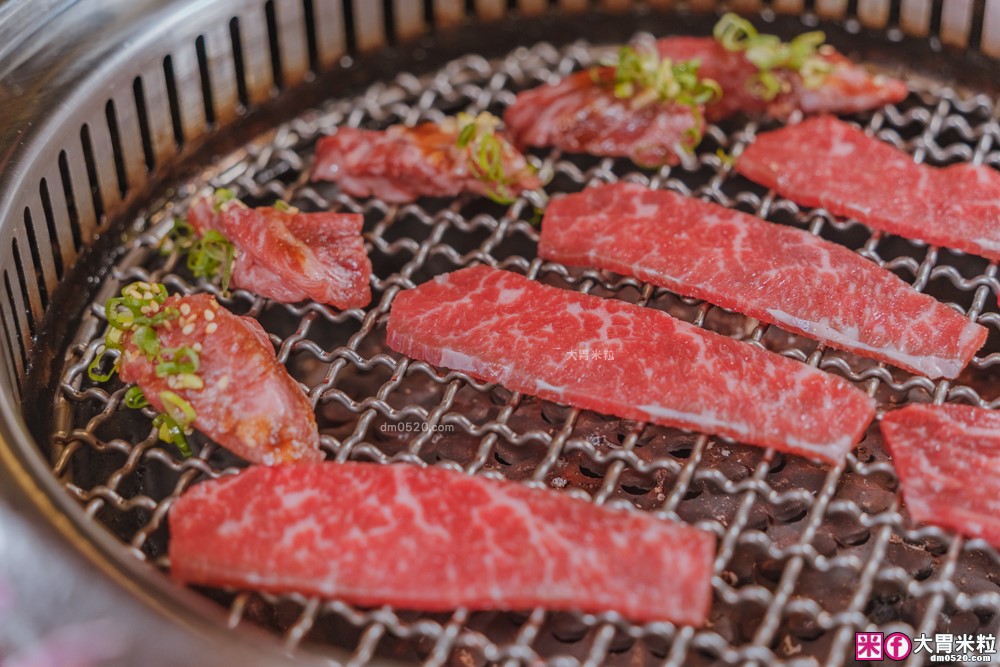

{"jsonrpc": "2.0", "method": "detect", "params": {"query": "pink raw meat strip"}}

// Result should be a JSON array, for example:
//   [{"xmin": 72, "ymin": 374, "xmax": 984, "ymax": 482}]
[
  {"xmin": 539, "ymin": 183, "xmax": 986, "ymax": 379},
  {"xmin": 119, "ymin": 293, "xmax": 321, "ymax": 465},
  {"xmin": 188, "ymin": 195, "xmax": 371, "ymax": 310},
  {"xmin": 881, "ymin": 403, "xmax": 1000, "ymax": 549},
  {"xmin": 736, "ymin": 116, "xmax": 1000, "ymax": 261},
  {"xmin": 386, "ymin": 266, "xmax": 875, "ymax": 463},
  {"xmin": 655, "ymin": 37, "xmax": 907, "ymax": 120},
  {"xmin": 169, "ymin": 462, "xmax": 716, "ymax": 625}
]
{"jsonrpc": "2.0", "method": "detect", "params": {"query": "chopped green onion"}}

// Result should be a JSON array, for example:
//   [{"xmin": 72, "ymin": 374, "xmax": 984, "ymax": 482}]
[
  {"xmin": 160, "ymin": 390, "xmax": 197, "ymax": 426},
  {"xmin": 591, "ymin": 45, "xmax": 721, "ymax": 150},
  {"xmin": 714, "ymin": 13, "xmax": 756, "ymax": 51},
  {"xmin": 105, "ymin": 298, "xmax": 135, "ymax": 330},
  {"xmin": 478, "ymin": 136, "xmax": 504, "ymax": 183},
  {"xmin": 713, "ymin": 13, "xmax": 833, "ymax": 100},
  {"xmin": 273, "ymin": 199, "xmax": 297, "ymax": 213},
  {"xmin": 716, "ymin": 148, "xmax": 736, "ymax": 167},
  {"xmin": 132, "ymin": 325, "xmax": 161, "ymax": 359},
  {"xmin": 161, "ymin": 218, "xmax": 196, "ymax": 255},
  {"xmin": 155, "ymin": 391, "xmax": 196, "ymax": 457},
  {"xmin": 153, "ymin": 412, "xmax": 192, "ymax": 458},
  {"xmin": 595, "ymin": 45, "xmax": 722, "ymax": 107},
  {"xmin": 104, "ymin": 282, "xmax": 172, "ymax": 332},
  {"xmin": 124, "ymin": 385, "xmax": 150, "ymax": 409},
  {"xmin": 87, "ymin": 351, "xmax": 119, "ymax": 382},
  {"xmin": 186, "ymin": 229, "xmax": 236, "ymax": 294},
  {"xmin": 90, "ymin": 282, "xmax": 205, "ymax": 459},
  {"xmin": 683, "ymin": 121, "xmax": 703, "ymax": 150},
  {"xmin": 90, "ymin": 281, "xmax": 177, "ymax": 385},
  {"xmin": 800, "ymin": 56, "xmax": 832, "ymax": 89},
  {"xmin": 529, "ymin": 206, "xmax": 545, "ymax": 227},
  {"xmin": 456, "ymin": 122, "xmax": 477, "ymax": 148},
  {"xmin": 453, "ymin": 112, "xmax": 523, "ymax": 205},
  {"xmin": 155, "ymin": 345, "xmax": 200, "ymax": 378},
  {"xmin": 173, "ymin": 373, "xmax": 205, "ymax": 390},
  {"xmin": 105, "ymin": 327, "xmax": 124, "ymax": 350},
  {"xmin": 213, "ymin": 188, "xmax": 237, "ymax": 211},
  {"xmin": 749, "ymin": 70, "xmax": 782, "ymax": 101},
  {"xmin": 161, "ymin": 191, "xmax": 241, "ymax": 293}
]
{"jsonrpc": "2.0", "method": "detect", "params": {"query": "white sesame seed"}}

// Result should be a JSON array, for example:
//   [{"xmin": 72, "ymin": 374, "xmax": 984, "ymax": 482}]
[
  {"xmin": 205, "ymin": 322, "xmax": 218, "ymax": 334},
  {"xmin": 180, "ymin": 304, "xmax": 191, "ymax": 316},
  {"xmin": 182, "ymin": 324, "xmax": 195, "ymax": 335},
  {"xmin": 204, "ymin": 309, "xmax": 215, "ymax": 321},
  {"xmin": 193, "ymin": 343, "xmax": 203, "ymax": 352}
]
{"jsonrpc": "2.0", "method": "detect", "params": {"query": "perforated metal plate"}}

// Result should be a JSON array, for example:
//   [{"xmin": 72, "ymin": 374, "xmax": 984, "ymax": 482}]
[{"xmin": 48, "ymin": 32, "xmax": 1000, "ymax": 667}]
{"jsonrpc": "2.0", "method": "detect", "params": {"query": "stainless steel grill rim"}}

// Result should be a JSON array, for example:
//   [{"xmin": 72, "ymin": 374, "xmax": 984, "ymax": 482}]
[{"xmin": 2, "ymin": 2, "xmax": 1000, "ymax": 666}]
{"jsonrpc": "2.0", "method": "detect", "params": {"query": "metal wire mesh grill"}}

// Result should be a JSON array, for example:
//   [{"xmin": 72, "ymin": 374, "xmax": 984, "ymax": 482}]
[{"xmin": 48, "ymin": 34, "xmax": 1000, "ymax": 666}]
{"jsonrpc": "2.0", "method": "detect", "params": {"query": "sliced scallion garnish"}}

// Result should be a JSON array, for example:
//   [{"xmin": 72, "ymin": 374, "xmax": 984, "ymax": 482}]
[
  {"xmin": 161, "ymin": 191, "xmax": 239, "ymax": 294},
  {"xmin": 599, "ymin": 46, "xmax": 722, "ymax": 107},
  {"xmin": 155, "ymin": 345, "xmax": 200, "ymax": 378},
  {"xmin": 154, "ymin": 391, "xmax": 198, "ymax": 458},
  {"xmin": 591, "ymin": 45, "xmax": 721, "ymax": 150},
  {"xmin": 89, "ymin": 281, "xmax": 207, "ymax": 458},
  {"xmin": 713, "ymin": 13, "xmax": 833, "ymax": 100},
  {"xmin": 453, "ymin": 112, "xmax": 526, "ymax": 205},
  {"xmin": 124, "ymin": 385, "xmax": 150, "ymax": 409},
  {"xmin": 186, "ymin": 229, "xmax": 235, "ymax": 294}
]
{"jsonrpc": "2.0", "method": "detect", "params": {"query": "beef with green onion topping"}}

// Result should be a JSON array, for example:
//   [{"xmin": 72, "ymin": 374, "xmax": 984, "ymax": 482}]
[
  {"xmin": 90, "ymin": 282, "xmax": 320, "ymax": 464},
  {"xmin": 310, "ymin": 112, "xmax": 540, "ymax": 205},
  {"xmin": 165, "ymin": 189, "xmax": 371, "ymax": 310}
]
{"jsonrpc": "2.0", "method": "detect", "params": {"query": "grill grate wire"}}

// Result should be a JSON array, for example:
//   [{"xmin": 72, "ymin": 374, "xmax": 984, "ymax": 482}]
[{"xmin": 48, "ymin": 37, "xmax": 1000, "ymax": 666}]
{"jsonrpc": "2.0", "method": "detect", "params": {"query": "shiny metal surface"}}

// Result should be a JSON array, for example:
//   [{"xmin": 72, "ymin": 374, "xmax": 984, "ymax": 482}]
[{"xmin": 1, "ymin": 1, "xmax": 999, "ymax": 666}]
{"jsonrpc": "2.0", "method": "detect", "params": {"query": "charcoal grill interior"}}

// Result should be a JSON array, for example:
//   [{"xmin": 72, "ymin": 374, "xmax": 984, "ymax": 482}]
[{"xmin": 2, "ymin": 2, "xmax": 1000, "ymax": 666}]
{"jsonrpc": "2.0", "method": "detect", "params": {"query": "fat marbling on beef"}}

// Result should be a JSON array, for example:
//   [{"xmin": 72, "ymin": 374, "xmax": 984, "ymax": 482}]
[
  {"xmin": 539, "ymin": 182, "xmax": 986, "ymax": 379},
  {"xmin": 169, "ymin": 462, "xmax": 716, "ymax": 625},
  {"xmin": 386, "ymin": 266, "xmax": 875, "ymax": 463}
]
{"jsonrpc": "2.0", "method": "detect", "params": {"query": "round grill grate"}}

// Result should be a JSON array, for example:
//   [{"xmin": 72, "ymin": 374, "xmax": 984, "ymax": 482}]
[{"xmin": 49, "ymin": 34, "xmax": 1000, "ymax": 667}]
